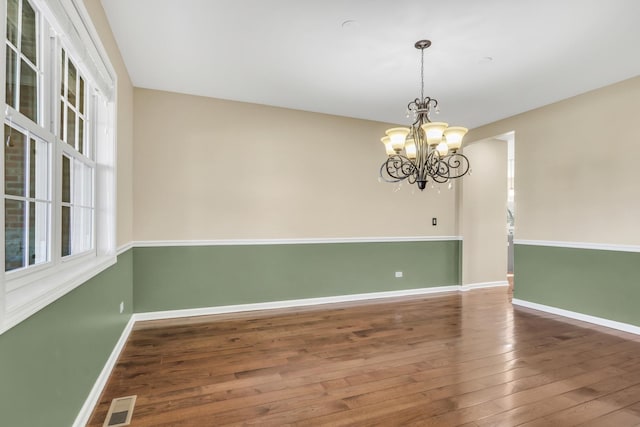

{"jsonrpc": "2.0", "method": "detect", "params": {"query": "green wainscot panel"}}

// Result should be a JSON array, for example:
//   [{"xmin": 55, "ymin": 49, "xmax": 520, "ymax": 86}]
[
  {"xmin": 0, "ymin": 250, "xmax": 134, "ymax": 427},
  {"xmin": 514, "ymin": 244, "xmax": 640, "ymax": 327},
  {"xmin": 133, "ymin": 240, "xmax": 461, "ymax": 313}
]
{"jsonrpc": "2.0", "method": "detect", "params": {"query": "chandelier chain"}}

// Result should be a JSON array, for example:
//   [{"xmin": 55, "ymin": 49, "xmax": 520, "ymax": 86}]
[{"xmin": 420, "ymin": 47, "xmax": 425, "ymax": 101}]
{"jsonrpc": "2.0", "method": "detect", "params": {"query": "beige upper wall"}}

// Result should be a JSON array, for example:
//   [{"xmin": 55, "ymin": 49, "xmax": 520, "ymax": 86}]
[
  {"xmin": 85, "ymin": 0, "xmax": 639, "ymax": 246},
  {"xmin": 83, "ymin": 0, "xmax": 134, "ymax": 247},
  {"xmin": 133, "ymin": 89, "xmax": 457, "ymax": 241},
  {"xmin": 466, "ymin": 75, "xmax": 640, "ymax": 245}
]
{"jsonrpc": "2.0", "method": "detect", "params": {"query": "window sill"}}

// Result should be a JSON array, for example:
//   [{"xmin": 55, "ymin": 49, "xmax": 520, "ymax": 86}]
[{"xmin": 1, "ymin": 253, "xmax": 117, "ymax": 334}]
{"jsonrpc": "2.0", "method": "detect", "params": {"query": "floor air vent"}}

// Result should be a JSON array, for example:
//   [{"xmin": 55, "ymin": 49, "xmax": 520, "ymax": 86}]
[{"xmin": 103, "ymin": 395, "xmax": 137, "ymax": 427}]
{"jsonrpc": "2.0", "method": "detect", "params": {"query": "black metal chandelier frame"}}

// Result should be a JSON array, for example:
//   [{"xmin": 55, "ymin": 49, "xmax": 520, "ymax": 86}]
[{"xmin": 380, "ymin": 40, "xmax": 470, "ymax": 191}]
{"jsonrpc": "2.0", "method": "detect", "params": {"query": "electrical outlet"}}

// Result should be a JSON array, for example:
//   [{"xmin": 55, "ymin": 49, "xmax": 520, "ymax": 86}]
[
  {"xmin": 395, "ymin": 271, "xmax": 403, "ymax": 278},
  {"xmin": 432, "ymin": 217, "xmax": 437, "ymax": 226},
  {"xmin": 119, "ymin": 301, "xmax": 124, "ymax": 314}
]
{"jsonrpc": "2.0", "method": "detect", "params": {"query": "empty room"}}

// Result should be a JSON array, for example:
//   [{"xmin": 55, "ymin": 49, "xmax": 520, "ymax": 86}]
[{"xmin": 1, "ymin": 0, "xmax": 640, "ymax": 426}]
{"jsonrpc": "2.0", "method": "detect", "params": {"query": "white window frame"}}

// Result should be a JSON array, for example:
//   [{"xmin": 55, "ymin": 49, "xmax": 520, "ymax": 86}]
[{"xmin": 1, "ymin": 0, "xmax": 117, "ymax": 334}]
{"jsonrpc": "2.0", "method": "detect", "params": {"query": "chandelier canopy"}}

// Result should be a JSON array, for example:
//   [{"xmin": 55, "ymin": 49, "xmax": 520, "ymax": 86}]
[{"xmin": 379, "ymin": 40, "xmax": 470, "ymax": 191}]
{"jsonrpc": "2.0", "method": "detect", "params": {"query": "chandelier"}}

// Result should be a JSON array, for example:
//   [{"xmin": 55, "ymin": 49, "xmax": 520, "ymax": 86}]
[{"xmin": 379, "ymin": 40, "xmax": 470, "ymax": 191}]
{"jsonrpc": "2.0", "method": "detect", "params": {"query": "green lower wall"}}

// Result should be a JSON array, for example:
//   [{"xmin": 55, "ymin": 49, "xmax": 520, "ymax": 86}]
[
  {"xmin": 4, "ymin": 241, "xmax": 638, "ymax": 426},
  {"xmin": 133, "ymin": 240, "xmax": 461, "ymax": 312},
  {"xmin": 514, "ymin": 244, "xmax": 640, "ymax": 326},
  {"xmin": 6, "ymin": 241, "xmax": 638, "ymax": 426},
  {"xmin": 0, "ymin": 250, "xmax": 134, "ymax": 427}
]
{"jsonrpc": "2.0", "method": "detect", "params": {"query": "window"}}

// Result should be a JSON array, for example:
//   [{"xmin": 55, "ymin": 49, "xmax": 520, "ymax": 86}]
[
  {"xmin": 4, "ymin": 124, "xmax": 50, "ymax": 271},
  {"xmin": 1, "ymin": 0, "xmax": 116, "ymax": 333},
  {"xmin": 5, "ymin": 0, "xmax": 39, "ymax": 123},
  {"xmin": 60, "ymin": 51, "xmax": 94, "ymax": 258}
]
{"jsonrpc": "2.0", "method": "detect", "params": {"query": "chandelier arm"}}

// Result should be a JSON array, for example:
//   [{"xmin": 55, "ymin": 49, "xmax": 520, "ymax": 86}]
[
  {"xmin": 431, "ymin": 170, "xmax": 450, "ymax": 183},
  {"xmin": 425, "ymin": 150, "xmax": 438, "ymax": 173},
  {"xmin": 379, "ymin": 163, "xmax": 404, "ymax": 183},
  {"xmin": 380, "ymin": 155, "xmax": 417, "ymax": 182},
  {"xmin": 443, "ymin": 153, "xmax": 471, "ymax": 179},
  {"xmin": 430, "ymin": 157, "xmax": 451, "ymax": 183}
]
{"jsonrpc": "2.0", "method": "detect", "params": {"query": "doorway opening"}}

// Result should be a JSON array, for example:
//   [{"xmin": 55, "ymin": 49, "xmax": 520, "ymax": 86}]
[{"xmin": 460, "ymin": 133, "xmax": 513, "ymax": 289}]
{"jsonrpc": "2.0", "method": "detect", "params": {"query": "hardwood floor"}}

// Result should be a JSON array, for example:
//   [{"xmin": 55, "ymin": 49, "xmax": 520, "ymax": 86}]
[{"xmin": 87, "ymin": 288, "xmax": 640, "ymax": 426}]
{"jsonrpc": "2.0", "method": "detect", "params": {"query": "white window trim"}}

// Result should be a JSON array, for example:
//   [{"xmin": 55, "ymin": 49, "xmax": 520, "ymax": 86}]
[{"xmin": 1, "ymin": 0, "xmax": 117, "ymax": 334}]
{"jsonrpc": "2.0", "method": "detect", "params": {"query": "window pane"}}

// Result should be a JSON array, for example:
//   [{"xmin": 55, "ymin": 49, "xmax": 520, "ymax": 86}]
[
  {"xmin": 72, "ymin": 160, "xmax": 93, "ymax": 207},
  {"xmin": 4, "ymin": 124, "xmax": 26, "ymax": 197},
  {"xmin": 19, "ymin": 60, "xmax": 38, "ymax": 122},
  {"xmin": 60, "ymin": 49, "xmax": 65, "ymax": 97},
  {"xmin": 61, "ymin": 205, "xmax": 70, "ymax": 257},
  {"xmin": 78, "ymin": 117, "xmax": 84, "ymax": 154},
  {"xmin": 28, "ymin": 201, "xmax": 48, "ymax": 265},
  {"xmin": 67, "ymin": 60, "xmax": 76, "ymax": 106},
  {"xmin": 5, "ymin": 48, "xmax": 17, "ymax": 108},
  {"xmin": 6, "ymin": 0, "xmax": 19, "ymax": 46},
  {"xmin": 71, "ymin": 206, "xmax": 92, "ymax": 253},
  {"xmin": 66, "ymin": 107, "xmax": 75, "ymax": 147},
  {"xmin": 21, "ymin": 0, "xmax": 37, "ymax": 65},
  {"xmin": 81, "ymin": 207, "xmax": 93, "ymax": 251},
  {"xmin": 59, "ymin": 100, "xmax": 64, "ymax": 139},
  {"xmin": 28, "ymin": 202, "xmax": 35, "ymax": 265},
  {"xmin": 62, "ymin": 155, "xmax": 70, "ymax": 203},
  {"xmin": 29, "ymin": 136, "xmax": 48, "ymax": 200},
  {"xmin": 29, "ymin": 137, "xmax": 35, "ymax": 198},
  {"xmin": 79, "ymin": 77, "xmax": 85, "ymax": 114},
  {"xmin": 5, "ymin": 198, "xmax": 25, "ymax": 271}
]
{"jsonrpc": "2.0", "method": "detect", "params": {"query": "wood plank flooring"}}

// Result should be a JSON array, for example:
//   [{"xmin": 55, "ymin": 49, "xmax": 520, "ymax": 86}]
[{"xmin": 87, "ymin": 288, "xmax": 640, "ymax": 426}]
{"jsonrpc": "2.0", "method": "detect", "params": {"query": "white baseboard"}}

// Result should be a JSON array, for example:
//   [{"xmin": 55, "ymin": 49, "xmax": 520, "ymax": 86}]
[
  {"xmin": 512, "ymin": 299, "xmax": 640, "ymax": 336},
  {"xmin": 514, "ymin": 239, "xmax": 640, "ymax": 253},
  {"xmin": 133, "ymin": 285, "xmax": 461, "ymax": 322},
  {"xmin": 460, "ymin": 281, "xmax": 509, "ymax": 291},
  {"xmin": 73, "ymin": 315, "xmax": 136, "ymax": 427}
]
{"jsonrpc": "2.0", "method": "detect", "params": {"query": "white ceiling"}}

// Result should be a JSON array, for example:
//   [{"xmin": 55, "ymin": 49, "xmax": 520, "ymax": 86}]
[{"xmin": 101, "ymin": 0, "xmax": 640, "ymax": 128}]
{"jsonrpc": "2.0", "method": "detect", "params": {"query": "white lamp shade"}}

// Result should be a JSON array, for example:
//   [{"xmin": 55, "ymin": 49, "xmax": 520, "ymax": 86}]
[
  {"xmin": 385, "ymin": 127, "xmax": 411, "ymax": 152},
  {"xmin": 420, "ymin": 122, "xmax": 449, "ymax": 146},
  {"xmin": 380, "ymin": 136, "xmax": 395, "ymax": 156},
  {"xmin": 443, "ymin": 126, "xmax": 468, "ymax": 151},
  {"xmin": 436, "ymin": 141, "xmax": 449, "ymax": 156},
  {"xmin": 404, "ymin": 138, "xmax": 416, "ymax": 159}
]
